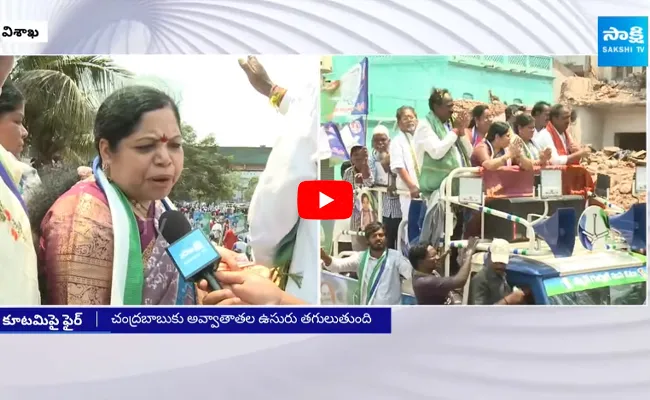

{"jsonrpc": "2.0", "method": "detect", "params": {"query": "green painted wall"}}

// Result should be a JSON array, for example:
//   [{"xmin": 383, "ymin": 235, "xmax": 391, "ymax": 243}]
[{"xmin": 324, "ymin": 55, "xmax": 555, "ymax": 179}]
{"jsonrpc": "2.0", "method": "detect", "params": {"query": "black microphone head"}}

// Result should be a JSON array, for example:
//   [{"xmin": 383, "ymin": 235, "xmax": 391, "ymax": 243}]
[{"xmin": 159, "ymin": 210, "xmax": 192, "ymax": 244}]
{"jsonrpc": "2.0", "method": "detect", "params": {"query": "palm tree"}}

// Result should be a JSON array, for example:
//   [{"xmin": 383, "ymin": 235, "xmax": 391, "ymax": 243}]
[{"xmin": 11, "ymin": 56, "xmax": 132, "ymax": 165}]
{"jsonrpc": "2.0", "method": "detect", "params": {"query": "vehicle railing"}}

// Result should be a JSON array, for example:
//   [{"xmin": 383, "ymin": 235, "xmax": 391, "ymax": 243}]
[
  {"xmin": 588, "ymin": 191, "xmax": 625, "ymax": 213},
  {"xmin": 353, "ymin": 176, "xmax": 546, "ymax": 275},
  {"xmin": 340, "ymin": 166, "xmax": 627, "ymax": 275}
]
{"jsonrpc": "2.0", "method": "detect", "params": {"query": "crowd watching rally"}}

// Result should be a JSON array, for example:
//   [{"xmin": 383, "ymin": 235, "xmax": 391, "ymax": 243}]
[
  {"xmin": 321, "ymin": 87, "xmax": 647, "ymax": 306},
  {"xmin": 0, "ymin": 55, "xmax": 311, "ymax": 306}
]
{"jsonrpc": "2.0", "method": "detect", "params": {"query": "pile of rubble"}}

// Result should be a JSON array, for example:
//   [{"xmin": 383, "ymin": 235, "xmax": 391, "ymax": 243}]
[
  {"xmin": 582, "ymin": 147, "xmax": 646, "ymax": 209},
  {"xmin": 453, "ymin": 99, "xmax": 507, "ymax": 122},
  {"xmin": 560, "ymin": 70, "xmax": 646, "ymax": 107}
]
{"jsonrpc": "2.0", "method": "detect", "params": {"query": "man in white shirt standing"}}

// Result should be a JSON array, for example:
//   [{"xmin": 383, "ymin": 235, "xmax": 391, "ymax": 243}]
[
  {"xmin": 320, "ymin": 221, "xmax": 412, "ymax": 305},
  {"xmin": 530, "ymin": 101, "xmax": 550, "ymax": 135},
  {"xmin": 534, "ymin": 103, "xmax": 590, "ymax": 166},
  {"xmin": 412, "ymin": 88, "xmax": 472, "ymax": 275},
  {"xmin": 389, "ymin": 106, "xmax": 420, "ymax": 218}
]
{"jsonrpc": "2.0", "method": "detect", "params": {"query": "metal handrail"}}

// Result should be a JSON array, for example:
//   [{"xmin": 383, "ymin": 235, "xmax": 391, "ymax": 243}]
[{"xmin": 337, "ymin": 167, "xmax": 627, "ymax": 274}]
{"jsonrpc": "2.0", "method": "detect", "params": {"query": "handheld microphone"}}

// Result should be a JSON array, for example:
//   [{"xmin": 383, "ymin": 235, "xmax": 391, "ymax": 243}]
[{"xmin": 159, "ymin": 210, "xmax": 222, "ymax": 291}]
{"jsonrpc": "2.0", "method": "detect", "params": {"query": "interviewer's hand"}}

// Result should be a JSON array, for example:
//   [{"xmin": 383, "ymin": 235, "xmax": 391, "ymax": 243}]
[
  {"xmin": 195, "ymin": 246, "xmax": 244, "ymax": 304},
  {"xmin": 199, "ymin": 270, "xmax": 285, "ymax": 306}
]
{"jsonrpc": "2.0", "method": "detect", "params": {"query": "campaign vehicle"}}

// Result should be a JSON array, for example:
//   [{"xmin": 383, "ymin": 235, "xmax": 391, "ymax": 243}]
[{"xmin": 322, "ymin": 164, "xmax": 647, "ymax": 305}]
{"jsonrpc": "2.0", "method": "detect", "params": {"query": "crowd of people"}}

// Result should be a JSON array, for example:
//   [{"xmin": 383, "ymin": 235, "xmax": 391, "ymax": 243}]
[
  {"xmin": 324, "ymin": 87, "xmax": 592, "ymax": 305},
  {"xmin": 0, "ymin": 55, "xmax": 306, "ymax": 306}
]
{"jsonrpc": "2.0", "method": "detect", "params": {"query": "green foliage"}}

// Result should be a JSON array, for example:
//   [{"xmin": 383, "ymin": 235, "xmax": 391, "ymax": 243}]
[
  {"xmin": 11, "ymin": 56, "xmax": 131, "ymax": 165},
  {"xmin": 170, "ymin": 123, "xmax": 236, "ymax": 202},
  {"xmin": 242, "ymin": 176, "xmax": 259, "ymax": 201}
]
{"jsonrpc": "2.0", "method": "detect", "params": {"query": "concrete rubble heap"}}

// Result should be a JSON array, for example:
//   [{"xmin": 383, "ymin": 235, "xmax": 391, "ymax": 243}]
[
  {"xmin": 559, "ymin": 70, "xmax": 646, "ymax": 106},
  {"xmin": 583, "ymin": 147, "xmax": 646, "ymax": 210},
  {"xmin": 453, "ymin": 99, "xmax": 507, "ymax": 122},
  {"xmin": 562, "ymin": 70, "xmax": 646, "ymax": 209}
]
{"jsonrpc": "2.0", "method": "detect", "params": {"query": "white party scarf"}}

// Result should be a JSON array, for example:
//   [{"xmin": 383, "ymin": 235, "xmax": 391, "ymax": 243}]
[
  {"xmin": 0, "ymin": 144, "xmax": 40, "ymax": 305},
  {"xmin": 247, "ymin": 82, "xmax": 319, "ymax": 304},
  {"xmin": 92, "ymin": 157, "xmax": 176, "ymax": 305}
]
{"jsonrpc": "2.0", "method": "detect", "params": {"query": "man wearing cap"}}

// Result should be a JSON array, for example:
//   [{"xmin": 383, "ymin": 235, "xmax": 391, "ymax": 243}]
[
  {"xmin": 369, "ymin": 124, "xmax": 401, "ymax": 249},
  {"xmin": 468, "ymin": 239, "xmax": 527, "ymax": 305},
  {"xmin": 342, "ymin": 145, "xmax": 373, "ymax": 251}
]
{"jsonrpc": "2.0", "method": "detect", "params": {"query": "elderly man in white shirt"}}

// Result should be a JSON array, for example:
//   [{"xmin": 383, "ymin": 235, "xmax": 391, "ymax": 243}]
[
  {"xmin": 389, "ymin": 105, "xmax": 421, "ymax": 218},
  {"xmin": 533, "ymin": 103, "xmax": 590, "ymax": 166},
  {"xmin": 321, "ymin": 221, "xmax": 412, "ymax": 305}
]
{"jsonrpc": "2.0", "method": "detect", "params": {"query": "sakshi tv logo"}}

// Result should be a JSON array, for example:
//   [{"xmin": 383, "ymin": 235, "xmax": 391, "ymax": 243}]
[{"xmin": 598, "ymin": 16, "xmax": 648, "ymax": 67}]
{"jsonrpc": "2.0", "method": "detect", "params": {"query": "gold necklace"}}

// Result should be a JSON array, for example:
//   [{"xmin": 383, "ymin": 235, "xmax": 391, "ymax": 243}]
[{"xmin": 130, "ymin": 199, "xmax": 150, "ymax": 219}]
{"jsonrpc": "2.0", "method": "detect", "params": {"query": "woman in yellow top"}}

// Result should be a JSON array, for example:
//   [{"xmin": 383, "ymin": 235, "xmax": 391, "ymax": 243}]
[{"xmin": 0, "ymin": 56, "xmax": 40, "ymax": 305}]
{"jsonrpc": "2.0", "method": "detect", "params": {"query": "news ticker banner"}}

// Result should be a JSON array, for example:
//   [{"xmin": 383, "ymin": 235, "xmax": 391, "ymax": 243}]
[{"xmin": 0, "ymin": 307, "xmax": 390, "ymax": 334}]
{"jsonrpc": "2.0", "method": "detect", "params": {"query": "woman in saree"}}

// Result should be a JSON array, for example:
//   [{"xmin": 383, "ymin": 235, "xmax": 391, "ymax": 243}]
[
  {"xmin": 511, "ymin": 113, "xmax": 552, "ymax": 167},
  {"xmin": 38, "ymin": 85, "xmax": 199, "ymax": 305},
  {"xmin": 36, "ymin": 84, "xmax": 300, "ymax": 306},
  {"xmin": 0, "ymin": 56, "xmax": 41, "ymax": 304}
]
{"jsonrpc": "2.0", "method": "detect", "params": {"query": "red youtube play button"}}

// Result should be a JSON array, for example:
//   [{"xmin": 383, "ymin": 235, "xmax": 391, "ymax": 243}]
[{"xmin": 297, "ymin": 180, "xmax": 353, "ymax": 220}]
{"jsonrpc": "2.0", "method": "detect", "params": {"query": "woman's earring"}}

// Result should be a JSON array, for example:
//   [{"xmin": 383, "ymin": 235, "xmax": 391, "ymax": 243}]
[{"xmin": 102, "ymin": 163, "xmax": 111, "ymax": 181}]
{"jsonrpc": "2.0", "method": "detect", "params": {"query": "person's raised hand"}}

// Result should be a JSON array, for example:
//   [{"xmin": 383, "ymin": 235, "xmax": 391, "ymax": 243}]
[
  {"xmin": 466, "ymin": 236, "xmax": 480, "ymax": 253},
  {"xmin": 452, "ymin": 109, "xmax": 469, "ymax": 135},
  {"xmin": 508, "ymin": 143, "xmax": 521, "ymax": 159},
  {"xmin": 238, "ymin": 55, "xmax": 274, "ymax": 98}
]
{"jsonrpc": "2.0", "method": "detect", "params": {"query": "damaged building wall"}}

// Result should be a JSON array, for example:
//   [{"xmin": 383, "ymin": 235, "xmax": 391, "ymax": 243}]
[{"xmin": 574, "ymin": 106, "xmax": 646, "ymax": 148}]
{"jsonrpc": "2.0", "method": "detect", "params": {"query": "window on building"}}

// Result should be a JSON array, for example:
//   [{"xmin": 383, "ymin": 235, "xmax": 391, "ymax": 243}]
[
  {"xmin": 462, "ymin": 93, "xmax": 474, "ymax": 100},
  {"xmin": 615, "ymin": 132, "xmax": 646, "ymax": 152}
]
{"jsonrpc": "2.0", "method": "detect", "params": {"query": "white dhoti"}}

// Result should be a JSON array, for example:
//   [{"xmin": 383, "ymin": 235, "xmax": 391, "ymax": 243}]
[
  {"xmin": 399, "ymin": 194, "xmax": 411, "ymax": 221},
  {"xmin": 398, "ymin": 194, "xmax": 411, "ymax": 248}
]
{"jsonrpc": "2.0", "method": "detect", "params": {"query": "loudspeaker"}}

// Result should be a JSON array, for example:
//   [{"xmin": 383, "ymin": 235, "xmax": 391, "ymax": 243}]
[
  {"xmin": 533, "ymin": 208, "xmax": 577, "ymax": 258},
  {"xmin": 610, "ymin": 203, "xmax": 646, "ymax": 252}
]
